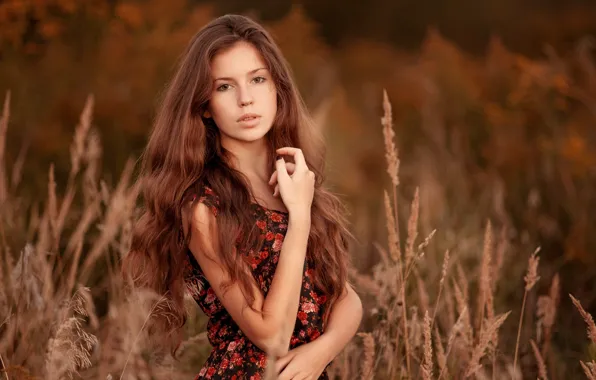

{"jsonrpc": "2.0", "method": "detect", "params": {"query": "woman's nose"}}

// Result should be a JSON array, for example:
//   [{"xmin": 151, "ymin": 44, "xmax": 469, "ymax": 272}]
[
  {"xmin": 240, "ymin": 98, "xmax": 253, "ymax": 107},
  {"xmin": 237, "ymin": 86, "xmax": 254, "ymax": 107}
]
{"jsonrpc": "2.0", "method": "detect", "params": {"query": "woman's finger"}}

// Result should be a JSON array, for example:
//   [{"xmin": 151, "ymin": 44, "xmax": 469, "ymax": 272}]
[
  {"xmin": 275, "ymin": 157, "xmax": 289, "ymax": 182},
  {"xmin": 273, "ymin": 184, "xmax": 279, "ymax": 197},
  {"xmin": 269, "ymin": 162, "xmax": 296, "ymax": 185},
  {"xmin": 277, "ymin": 365, "xmax": 300, "ymax": 380},
  {"xmin": 268, "ymin": 171, "xmax": 276, "ymax": 186},
  {"xmin": 274, "ymin": 354, "xmax": 293, "ymax": 373},
  {"xmin": 276, "ymin": 147, "xmax": 308, "ymax": 173}
]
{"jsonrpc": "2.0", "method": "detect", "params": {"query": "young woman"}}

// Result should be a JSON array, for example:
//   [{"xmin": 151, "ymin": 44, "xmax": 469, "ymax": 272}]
[{"xmin": 122, "ymin": 14, "xmax": 362, "ymax": 379}]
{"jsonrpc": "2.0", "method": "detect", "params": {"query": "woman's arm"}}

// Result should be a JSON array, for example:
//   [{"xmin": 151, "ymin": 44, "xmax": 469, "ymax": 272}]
[
  {"xmin": 316, "ymin": 283, "xmax": 363, "ymax": 363},
  {"xmin": 275, "ymin": 282, "xmax": 363, "ymax": 378},
  {"xmin": 268, "ymin": 211, "xmax": 311, "ymax": 351},
  {"xmin": 188, "ymin": 203, "xmax": 310, "ymax": 357}
]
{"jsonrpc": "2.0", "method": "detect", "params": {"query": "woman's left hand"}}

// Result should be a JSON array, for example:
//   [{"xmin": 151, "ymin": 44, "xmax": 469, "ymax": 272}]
[{"xmin": 275, "ymin": 338, "xmax": 331, "ymax": 380}]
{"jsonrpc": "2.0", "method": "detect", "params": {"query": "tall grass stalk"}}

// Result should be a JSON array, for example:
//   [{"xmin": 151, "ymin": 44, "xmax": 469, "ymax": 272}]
[{"xmin": 513, "ymin": 248, "xmax": 541, "ymax": 376}]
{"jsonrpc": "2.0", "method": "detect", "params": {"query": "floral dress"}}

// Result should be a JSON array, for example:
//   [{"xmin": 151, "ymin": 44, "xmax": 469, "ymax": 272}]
[{"xmin": 184, "ymin": 185, "xmax": 331, "ymax": 379}]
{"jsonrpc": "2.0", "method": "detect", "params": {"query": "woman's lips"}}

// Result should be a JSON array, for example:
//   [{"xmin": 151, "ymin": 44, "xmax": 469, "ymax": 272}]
[{"xmin": 238, "ymin": 115, "xmax": 261, "ymax": 127}]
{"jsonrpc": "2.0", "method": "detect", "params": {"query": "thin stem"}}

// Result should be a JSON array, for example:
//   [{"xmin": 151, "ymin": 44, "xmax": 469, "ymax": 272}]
[
  {"xmin": 392, "ymin": 185, "xmax": 411, "ymax": 376},
  {"xmin": 400, "ymin": 279, "xmax": 411, "ymax": 376},
  {"xmin": 392, "ymin": 185, "xmax": 401, "ymax": 258},
  {"xmin": 430, "ymin": 274, "xmax": 445, "ymax": 332},
  {"xmin": 512, "ymin": 290, "xmax": 528, "ymax": 378},
  {"xmin": 0, "ymin": 353, "xmax": 8, "ymax": 380}
]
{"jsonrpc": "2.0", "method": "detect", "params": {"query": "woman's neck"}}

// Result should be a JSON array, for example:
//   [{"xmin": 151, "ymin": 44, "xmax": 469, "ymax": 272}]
[
  {"xmin": 222, "ymin": 136, "xmax": 270, "ymax": 182},
  {"xmin": 221, "ymin": 136, "xmax": 287, "ymax": 212}
]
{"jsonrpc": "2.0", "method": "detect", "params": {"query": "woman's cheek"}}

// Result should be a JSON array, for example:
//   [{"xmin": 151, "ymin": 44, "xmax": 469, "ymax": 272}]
[{"xmin": 210, "ymin": 95, "xmax": 231, "ymax": 121}]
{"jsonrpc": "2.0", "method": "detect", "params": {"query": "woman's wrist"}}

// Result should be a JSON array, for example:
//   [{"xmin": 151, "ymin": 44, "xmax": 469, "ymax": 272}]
[
  {"xmin": 312, "ymin": 333, "xmax": 337, "ymax": 365},
  {"xmin": 288, "ymin": 208, "xmax": 311, "ymax": 226}
]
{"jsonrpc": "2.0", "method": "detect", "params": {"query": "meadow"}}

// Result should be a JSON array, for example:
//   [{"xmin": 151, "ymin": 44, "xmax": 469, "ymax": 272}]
[{"xmin": 1, "ymin": 82, "xmax": 595, "ymax": 378}]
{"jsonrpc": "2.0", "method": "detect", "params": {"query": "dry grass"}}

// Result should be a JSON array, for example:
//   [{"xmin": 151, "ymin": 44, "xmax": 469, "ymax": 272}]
[
  {"xmin": 0, "ymin": 91, "xmax": 197, "ymax": 380},
  {"xmin": 570, "ymin": 295, "xmax": 596, "ymax": 345},
  {"xmin": 357, "ymin": 332, "xmax": 375, "ymax": 380},
  {"xmin": 530, "ymin": 339, "xmax": 548, "ymax": 380},
  {"xmin": 513, "ymin": 247, "xmax": 541, "ymax": 374},
  {"xmin": 421, "ymin": 311, "xmax": 433, "ymax": 380},
  {"xmin": 331, "ymin": 88, "xmax": 595, "ymax": 380}
]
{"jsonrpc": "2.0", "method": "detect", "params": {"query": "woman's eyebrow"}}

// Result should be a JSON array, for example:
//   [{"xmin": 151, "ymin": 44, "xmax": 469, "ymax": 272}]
[{"xmin": 214, "ymin": 67, "xmax": 268, "ymax": 82}]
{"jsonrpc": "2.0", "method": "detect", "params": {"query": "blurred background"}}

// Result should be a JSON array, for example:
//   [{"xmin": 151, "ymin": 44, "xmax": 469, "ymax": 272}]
[{"xmin": 1, "ymin": 0, "xmax": 596, "ymax": 378}]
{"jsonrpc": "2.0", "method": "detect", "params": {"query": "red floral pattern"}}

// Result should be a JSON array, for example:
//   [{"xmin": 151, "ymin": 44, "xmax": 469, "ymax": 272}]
[{"xmin": 184, "ymin": 185, "xmax": 330, "ymax": 379}]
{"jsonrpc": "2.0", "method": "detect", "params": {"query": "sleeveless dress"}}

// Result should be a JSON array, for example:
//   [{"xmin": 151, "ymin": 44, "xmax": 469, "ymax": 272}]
[{"xmin": 184, "ymin": 185, "xmax": 331, "ymax": 379}]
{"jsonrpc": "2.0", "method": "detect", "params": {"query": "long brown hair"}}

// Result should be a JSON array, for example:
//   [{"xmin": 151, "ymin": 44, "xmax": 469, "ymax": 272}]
[{"xmin": 122, "ymin": 14, "xmax": 353, "ymax": 354}]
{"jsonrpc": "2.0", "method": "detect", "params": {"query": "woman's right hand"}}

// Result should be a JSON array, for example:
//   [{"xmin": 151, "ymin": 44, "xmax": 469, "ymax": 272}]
[{"xmin": 273, "ymin": 147, "xmax": 315, "ymax": 217}]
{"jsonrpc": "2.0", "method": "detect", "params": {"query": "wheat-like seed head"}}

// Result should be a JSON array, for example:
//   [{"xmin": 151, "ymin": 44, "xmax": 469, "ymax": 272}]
[
  {"xmin": 383, "ymin": 191, "xmax": 401, "ymax": 263},
  {"xmin": 405, "ymin": 187, "xmax": 420, "ymax": 268},
  {"xmin": 357, "ymin": 332, "xmax": 375, "ymax": 380},
  {"xmin": 417, "ymin": 229, "xmax": 436, "ymax": 255},
  {"xmin": 465, "ymin": 311, "xmax": 510, "ymax": 378},
  {"xmin": 70, "ymin": 94, "xmax": 94, "ymax": 178},
  {"xmin": 477, "ymin": 221, "xmax": 493, "ymax": 329},
  {"xmin": 381, "ymin": 89, "xmax": 399, "ymax": 187},
  {"xmin": 570, "ymin": 295, "xmax": 596, "ymax": 344},
  {"xmin": 421, "ymin": 311, "xmax": 433, "ymax": 380},
  {"xmin": 524, "ymin": 248, "xmax": 540, "ymax": 291},
  {"xmin": 440, "ymin": 250, "xmax": 450, "ymax": 286}
]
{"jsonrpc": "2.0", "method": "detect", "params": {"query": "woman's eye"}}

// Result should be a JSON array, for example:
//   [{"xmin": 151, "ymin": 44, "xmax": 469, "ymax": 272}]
[
  {"xmin": 253, "ymin": 76, "xmax": 266, "ymax": 84},
  {"xmin": 216, "ymin": 84, "xmax": 231, "ymax": 92}
]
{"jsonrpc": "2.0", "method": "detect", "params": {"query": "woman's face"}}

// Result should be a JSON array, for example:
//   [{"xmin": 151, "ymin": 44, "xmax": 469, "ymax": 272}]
[{"xmin": 206, "ymin": 41, "xmax": 278, "ymax": 145}]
